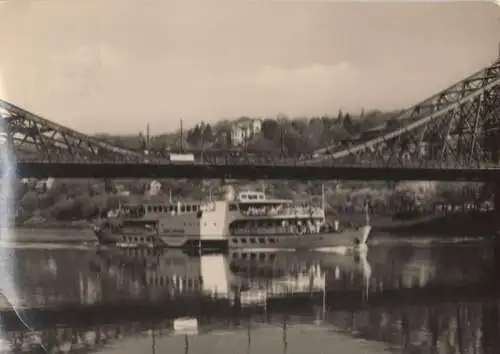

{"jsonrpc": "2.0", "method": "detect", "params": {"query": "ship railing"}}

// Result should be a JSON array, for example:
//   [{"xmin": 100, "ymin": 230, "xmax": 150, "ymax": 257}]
[{"xmin": 241, "ymin": 207, "xmax": 324, "ymax": 218}]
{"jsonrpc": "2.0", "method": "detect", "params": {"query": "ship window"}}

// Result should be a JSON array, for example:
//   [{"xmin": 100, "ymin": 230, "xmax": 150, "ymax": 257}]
[
  {"xmin": 180, "ymin": 206, "xmax": 185, "ymax": 213},
  {"xmin": 241, "ymin": 238, "xmax": 247, "ymax": 244},
  {"xmin": 259, "ymin": 253, "xmax": 266, "ymax": 261},
  {"xmin": 250, "ymin": 253, "xmax": 257, "ymax": 260},
  {"xmin": 258, "ymin": 238, "xmax": 265, "ymax": 244},
  {"xmin": 147, "ymin": 206, "xmax": 152, "ymax": 213},
  {"xmin": 229, "ymin": 203, "xmax": 238, "ymax": 211},
  {"xmin": 269, "ymin": 238, "xmax": 276, "ymax": 244},
  {"xmin": 232, "ymin": 238, "xmax": 238, "ymax": 244},
  {"xmin": 249, "ymin": 238, "xmax": 256, "ymax": 244},
  {"xmin": 187, "ymin": 205, "xmax": 191, "ymax": 212}
]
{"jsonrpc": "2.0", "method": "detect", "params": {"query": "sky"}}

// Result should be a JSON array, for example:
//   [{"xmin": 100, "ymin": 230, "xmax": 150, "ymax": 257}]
[{"xmin": 0, "ymin": 0, "xmax": 499, "ymax": 135}]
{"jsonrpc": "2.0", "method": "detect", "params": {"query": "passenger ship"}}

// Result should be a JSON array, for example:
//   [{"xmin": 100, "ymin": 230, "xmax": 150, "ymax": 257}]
[{"xmin": 92, "ymin": 186, "xmax": 371, "ymax": 251}]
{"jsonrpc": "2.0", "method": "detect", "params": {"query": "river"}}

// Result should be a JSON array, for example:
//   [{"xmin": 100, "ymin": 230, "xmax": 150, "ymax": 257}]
[{"xmin": 0, "ymin": 239, "xmax": 498, "ymax": 353}]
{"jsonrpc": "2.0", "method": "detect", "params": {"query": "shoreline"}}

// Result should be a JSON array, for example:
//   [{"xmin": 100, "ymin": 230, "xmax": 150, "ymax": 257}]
[
  {"xmin": 8, "ymin": 210, "xmax": 495, "ymax": 245},
  {"xmin": 7, "ymin": 227, "xmax": 97, "ymax": 244}
]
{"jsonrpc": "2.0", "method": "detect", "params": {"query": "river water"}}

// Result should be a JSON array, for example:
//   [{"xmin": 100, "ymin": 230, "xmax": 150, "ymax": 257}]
[{"xmin": 0, "ymin": 240, "xmax": 498, "ymax": 353}]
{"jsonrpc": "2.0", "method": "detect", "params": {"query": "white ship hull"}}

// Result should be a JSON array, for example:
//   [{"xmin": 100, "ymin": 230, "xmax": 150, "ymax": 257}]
[
  {"xmin": 93, "ymin": 225, "xmax": 371, "ymax": 252},
  {"xmin": 228, "ymin": 226, "xmax": 371, "ymax": 251}
]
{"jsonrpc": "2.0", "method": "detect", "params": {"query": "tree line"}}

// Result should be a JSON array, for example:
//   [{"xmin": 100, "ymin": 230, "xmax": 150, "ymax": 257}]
[{"xmin": 95, "ymin": 110, "xmax": 402, "ymax": 156}]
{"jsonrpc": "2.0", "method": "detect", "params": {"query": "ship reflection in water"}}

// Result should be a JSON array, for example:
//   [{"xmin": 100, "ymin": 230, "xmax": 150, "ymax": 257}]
[{"xmin": 0, "ymin": 243, "xmax": 499, "ymax": 353}]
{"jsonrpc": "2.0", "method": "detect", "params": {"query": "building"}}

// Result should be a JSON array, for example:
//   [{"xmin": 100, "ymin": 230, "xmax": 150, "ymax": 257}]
[{"xmin": 230, "ymin": 119, "xmax": 262, "ymax": 146}]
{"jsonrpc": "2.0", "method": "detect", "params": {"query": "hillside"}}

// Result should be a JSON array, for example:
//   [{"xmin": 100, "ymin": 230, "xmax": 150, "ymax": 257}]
[{"xmin": 94, "ymin": 110, "xmax": 403, "ymax": 155}]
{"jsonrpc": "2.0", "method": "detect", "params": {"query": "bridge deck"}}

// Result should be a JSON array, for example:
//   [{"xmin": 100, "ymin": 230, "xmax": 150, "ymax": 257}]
[{"xmin": 14, "ymin": 162, "xmax": 500, "ymax": 180}]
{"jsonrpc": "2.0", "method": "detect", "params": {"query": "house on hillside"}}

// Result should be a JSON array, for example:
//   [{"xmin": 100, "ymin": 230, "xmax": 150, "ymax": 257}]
[{"xmin": 230, "ymin": 119, "xmax": 262, "ymax": 146}]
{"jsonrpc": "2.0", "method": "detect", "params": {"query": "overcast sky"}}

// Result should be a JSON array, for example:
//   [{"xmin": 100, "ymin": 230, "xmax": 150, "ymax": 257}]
[{"xmin": 0, "ymin": 1, "xmax": 498, "ymax": 134}]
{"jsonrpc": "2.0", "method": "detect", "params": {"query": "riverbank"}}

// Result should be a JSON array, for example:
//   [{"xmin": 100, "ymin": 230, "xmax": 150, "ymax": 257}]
[
  {"xmin": 5, "ymin": 227, "xmax": 97, "ymax": 244},
  {"xmin": 372, "ymin": 211, "xmax": 495, "ymax": 238},
  {"xmin": 329, "ymin": 210, "xmax": 495, "ymax": 239}
]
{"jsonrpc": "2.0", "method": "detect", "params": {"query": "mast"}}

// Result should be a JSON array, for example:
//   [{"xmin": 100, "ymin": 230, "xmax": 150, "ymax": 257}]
[
  {"xmin": 321, "ymin": 184, "xmax": 326, "ymax": 215},
  {"xmin": 180, "ymin": 118, "xmax": 184, "ymax": 152},
  {"xmin": 321, "ymin": 264, "xmax": 326, "ymax": 319}
]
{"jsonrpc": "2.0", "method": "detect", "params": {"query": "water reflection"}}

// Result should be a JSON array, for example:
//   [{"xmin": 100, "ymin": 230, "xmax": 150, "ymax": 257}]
[{"xmin": 0, "ymin": 243, "xmax": 498, "ymax": 353}]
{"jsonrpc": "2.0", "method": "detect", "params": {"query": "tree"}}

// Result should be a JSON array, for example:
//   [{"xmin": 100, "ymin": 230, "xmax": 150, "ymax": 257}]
[
  {"xmin": 261, "ymin": 119, "xmax": 280, "ymax": 141},
  {"xmin": 247, "ymin": 135, "xmax": 278, "ymax": 154},
  {"xmin": 342, "ymin": 113, "xmax": 357, "ymax": 135},
  {"xmin": 20, "ymin": 191, "xmax": 39, "ymax": 214},
  {"xmin": 386, "ymin": 117, "xmax": 402, "ymax": 130},
  {"xmin": 283, "ymin": 130, "xmax": 315, "ymax": 156},
  {"xmin": 187, "ymin": 124, "xmax": 202, "ymax": 146},
  {"xmin": 202, "ymin": 124, "xmax": 214, "ymax": 144}
]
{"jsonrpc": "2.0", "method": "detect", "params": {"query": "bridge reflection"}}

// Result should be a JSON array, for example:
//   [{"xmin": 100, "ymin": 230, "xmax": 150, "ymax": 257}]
[{"xmin": 0, "ymin": 244, "xmax": 498, "ymax": 353}]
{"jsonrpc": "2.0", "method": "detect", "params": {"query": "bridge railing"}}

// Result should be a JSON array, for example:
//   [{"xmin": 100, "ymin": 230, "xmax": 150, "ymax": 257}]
[{"xmin": 14, "ymin": 154, "xmax": 500, "ymax": 170}]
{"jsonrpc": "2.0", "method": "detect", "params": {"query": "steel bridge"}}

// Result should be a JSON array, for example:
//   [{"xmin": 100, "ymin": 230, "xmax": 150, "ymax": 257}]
[{"xmin": 2, "ymin": 57, "xmax": 500, "ymax": 180}]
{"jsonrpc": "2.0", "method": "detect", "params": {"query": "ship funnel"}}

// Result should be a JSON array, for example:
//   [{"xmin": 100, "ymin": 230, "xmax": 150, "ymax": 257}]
[{"xmin": 222, "ymin": 185, "xmax": 235, "ymax": 201}]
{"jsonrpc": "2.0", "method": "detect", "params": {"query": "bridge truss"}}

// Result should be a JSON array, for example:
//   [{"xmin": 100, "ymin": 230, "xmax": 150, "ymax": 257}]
[
  {"xmin": 1, "ymin": 57, "xmax": 500, "ymax": 170},
  {"xmin": 309, "ymin": 57, "xmax": 500, "ymax": 169},
  {"xmin": 0, "ymin": 101, "xmax": 142, "ymax": 161}
]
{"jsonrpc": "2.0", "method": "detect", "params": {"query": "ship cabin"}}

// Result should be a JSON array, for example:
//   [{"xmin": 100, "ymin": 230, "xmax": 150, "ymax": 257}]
[
  {"xmin": 118, "ymin": 201, "xmax": 212, "ymax": 221},
  {"xmin": 227, "ymin": 190, "xmax": 326, "ymax": 237},
  {"xmin": 228, "ymin": 190, "xmax": 324, "ymax": 219},
  {"xmin": 115, "ymin": 201, "xmax": 212, "ymax": 233},
  {"xmin": 229, "ymin": 191, "xmax": 294, "ymax": 216}
]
